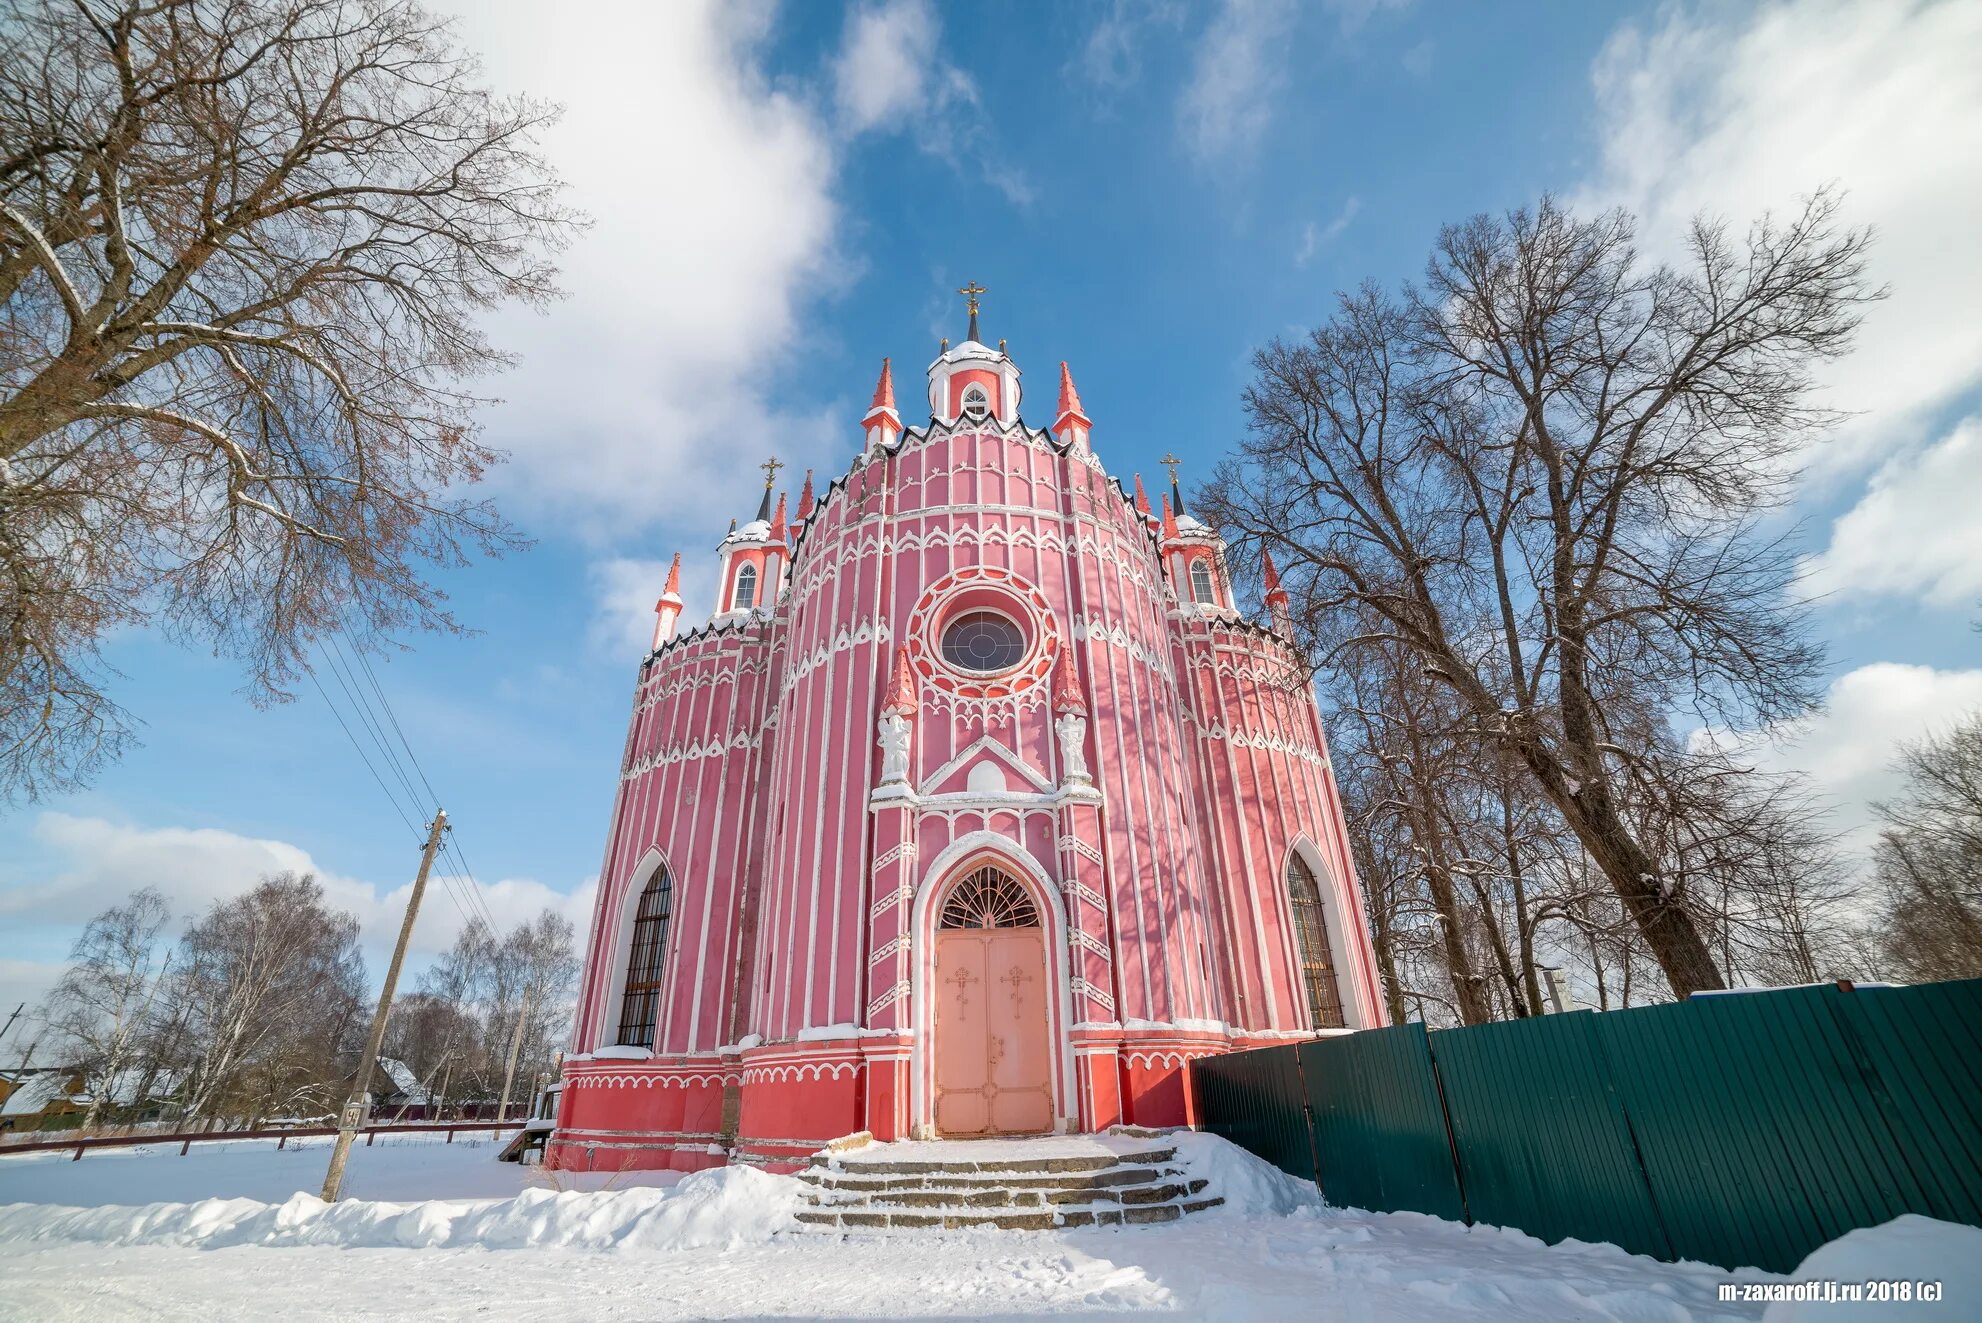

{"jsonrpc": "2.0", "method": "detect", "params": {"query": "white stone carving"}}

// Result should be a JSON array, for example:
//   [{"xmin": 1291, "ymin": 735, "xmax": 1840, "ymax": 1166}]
[{"xmin": 877, "ymin": 712, "xmax": 913, "ymax": 785}]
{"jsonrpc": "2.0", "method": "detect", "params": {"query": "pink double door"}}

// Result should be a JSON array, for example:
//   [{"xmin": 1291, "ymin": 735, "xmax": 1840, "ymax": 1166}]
[{"xmin": 933, "ymin": 928, "xmax": 1053, "ymax": 1137}]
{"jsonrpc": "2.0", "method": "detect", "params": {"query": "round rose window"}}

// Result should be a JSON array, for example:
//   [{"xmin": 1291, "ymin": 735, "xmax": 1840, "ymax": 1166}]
[{"xmin": 940, "ymin": 610, "xmax": 1026, "ymax": 674}]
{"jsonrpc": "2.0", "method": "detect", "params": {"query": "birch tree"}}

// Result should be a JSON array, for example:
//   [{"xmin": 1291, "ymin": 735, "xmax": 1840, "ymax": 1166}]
[
  {"xmin": 38, "ymin": 884, "xmax": 169, "ymax": 1126},
  {"xmin": 0, "ymin": 0, "xmax": 575, "ymax": 800},
  {"xmin": 1206, "ymin": 192, "xmax": 1876, "ymax": 998}
]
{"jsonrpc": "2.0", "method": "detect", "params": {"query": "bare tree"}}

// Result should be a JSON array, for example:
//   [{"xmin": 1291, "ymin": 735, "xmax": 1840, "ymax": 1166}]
[
  {"xmin": 1205, "ymin": 192, "xmax": 1877, "ymax": 998},
  {"xmin": 0, "ymin": 0, "xmax": 576, "ymax": 800},
  {"xmin": 170, "ymin": 870, "xmax": 366, "ymax": 1123},
  {"xmin": 37, "ymin": 884, "xmax": 169, "ymax": 1126},
  {"xmin": 1869, "ymin": 711, "xmax": 1982, "ymax": 981},
  {"xmin": 412, "ymin": 907, "xmax": 575, "ymax": 1107}
]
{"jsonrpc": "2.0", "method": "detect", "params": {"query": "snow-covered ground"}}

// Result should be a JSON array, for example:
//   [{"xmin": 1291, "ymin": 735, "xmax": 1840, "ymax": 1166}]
[{"xmin": 0, "ymin": 1131, "xmax": 1974, "ymax": 1322}]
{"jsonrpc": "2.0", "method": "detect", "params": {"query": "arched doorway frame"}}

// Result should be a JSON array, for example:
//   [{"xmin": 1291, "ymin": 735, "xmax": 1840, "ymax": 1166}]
[
  {"xmin": 1283, "ymin": 834, "xmax": 1362, "ymax": 1030},
  {"xmin": 909, "ymin": 830, "xmax": 1075, "ymax": 1138}
]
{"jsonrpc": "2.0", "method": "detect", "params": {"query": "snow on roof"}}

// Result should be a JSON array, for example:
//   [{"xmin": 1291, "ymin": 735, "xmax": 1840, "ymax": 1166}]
[
  {"xmin": 375, "ymin": 1057, "xmax": 429, "ymax": 1103},
  {"xmin": 722, "ymin": 518, "xmax": 774, "ymax": 545},
  {"xmin": 932, "ymin": 339, "xmax": 1005, "ymax": 367},
  {"xmin": 1, "ymin": 1070, "xmax": 75, "ymax": 1116},
  {"xmin": 102, "ymin": 1068, "xmax": 183, "ymax": 1105}
]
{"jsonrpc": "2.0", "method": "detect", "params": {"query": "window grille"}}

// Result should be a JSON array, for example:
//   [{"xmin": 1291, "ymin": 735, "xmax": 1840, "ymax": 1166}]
[
  {"xmin": 615, "ymin": 866, "xmax": 674, "ymax": 1047},
  {"xmin": 732, "ymin": 563, "xmax": 758, "ymax": 611},
  {"xmin": 1286, "ymin": 851, "xmax": 1346, "ymax": 1029},
  {"xmin": 939, "ymin": 865, "xmax": 1040, "ymax": 929}
]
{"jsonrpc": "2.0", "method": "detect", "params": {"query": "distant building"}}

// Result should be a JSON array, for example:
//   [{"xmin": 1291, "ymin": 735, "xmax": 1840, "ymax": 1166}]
[{"xmin": 555, "ymin": 303, "xmax": 1386, "ymax": 1173}]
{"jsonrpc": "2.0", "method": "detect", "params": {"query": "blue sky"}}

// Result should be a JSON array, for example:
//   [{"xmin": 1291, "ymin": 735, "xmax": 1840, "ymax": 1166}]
[{"xmin": 4, "ymin": 0, "xmax": 1979, "ymax": 1020}]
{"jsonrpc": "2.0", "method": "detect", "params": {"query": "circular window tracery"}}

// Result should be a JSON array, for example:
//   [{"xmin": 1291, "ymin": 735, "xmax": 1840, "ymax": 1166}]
[{"xmin": 940, "ymin": 610, "xmax": 1026, "ymax": 674}]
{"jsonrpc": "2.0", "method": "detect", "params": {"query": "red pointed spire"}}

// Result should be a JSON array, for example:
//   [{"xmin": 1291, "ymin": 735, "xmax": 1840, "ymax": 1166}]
[
  {"xmin": 866, "ymin": 357, "xmax": 897, "ymax": 418},
  {"xmin": 661, "ymin": 551, "xmax": 682, "ymax": 599},
  {"xmin": 883, "ymin": 646, "xmax": 918, "ymax": 717},
  {"xmin": 1052, "ymin": 647, "xmax": 1086, "ymax": 714},
  {"xmin": 1133, "ymin": 473, "xmax": 1153, "ymax": 519},
  {"xmin": 1161, "ymin": 493, "xmax": 1180, "ymax": 540},
  {"xmin": 797, "ymin": 469, "xmax": 816, "ymax": 520},
  {"xmin": 1262, "ymin": 547, "xmax": 1282, "ymax": 594},
  {"xmin": 1053, "ymin": 361, "xmax": 1091, "ymax": 434},
  {"xmin": 769, "ymin": 491, "xmax": 788, "ymax": 541}
]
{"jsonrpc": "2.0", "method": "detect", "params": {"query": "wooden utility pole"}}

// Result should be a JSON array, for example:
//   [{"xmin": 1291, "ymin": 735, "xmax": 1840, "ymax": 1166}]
[
  {"xmin": 496, "ymin": 987, "xmax": 533, "ymax": 1123},
  {"xmin": 321, "ymin": 808, "xmax": 448, "ymax": 1202}
]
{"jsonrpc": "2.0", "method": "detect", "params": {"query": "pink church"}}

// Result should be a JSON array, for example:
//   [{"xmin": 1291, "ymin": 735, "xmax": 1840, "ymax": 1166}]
[{"xmin": 550, "ymin": 302, "xmax": 1386, "ymax": 1173}]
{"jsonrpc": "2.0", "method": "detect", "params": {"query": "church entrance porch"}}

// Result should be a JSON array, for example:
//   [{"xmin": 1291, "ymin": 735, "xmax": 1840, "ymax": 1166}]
[{"xmin": 932, "ymin": 865, "xmax": 1052, "ymax": 1137}]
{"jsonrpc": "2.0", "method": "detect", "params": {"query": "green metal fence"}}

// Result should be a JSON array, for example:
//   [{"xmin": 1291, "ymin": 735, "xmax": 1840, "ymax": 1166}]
[{"xmin": 1191, "ymin": 980, "xmax": 1982, "ymax": 1272}]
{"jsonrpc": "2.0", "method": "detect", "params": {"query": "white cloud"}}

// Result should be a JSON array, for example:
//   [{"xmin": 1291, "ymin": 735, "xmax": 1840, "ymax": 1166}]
[
  {"xmin": 588, "ymin": 553, "xmax": 722, "ymax": 659},
  {"xmin": 1072, "ymin": 0, "xmax": 1186, "ymax": 92},
  {"xmin": 833, "ymin": 0, "xmax": 944, "ymax": 134},
  {"xmin": 1178, "ymin": 0, "xmax": 1299, "ymax": 167},
  {"xmin": 831, "ymin": 1, "xmax": 1030, "ymax": 204},
  {"xmin": 1800, "ymin": 415, "xmax": 1982, "ymax": 609},
  {"xmin": 1743, "ymin": 663, "xmax": 1982, "ymax": 860},
  {"xmin": 1576, "ymin": 0, "xmax": 1982, "ymax": 476},
  {"xmin": 1296, "ymin": 197, "xmax": 1362, "ymax": 266},
  {"xmin": 1323, "ymin": 0, "xmax": 1414, "ymax": 38},
  {"xmin": 435, "ymin": 1, "xmax": 849, "ymax": 538},
  {"xmin": 1, "ymin": 813, "xmax": 596, "ymax": 983}
]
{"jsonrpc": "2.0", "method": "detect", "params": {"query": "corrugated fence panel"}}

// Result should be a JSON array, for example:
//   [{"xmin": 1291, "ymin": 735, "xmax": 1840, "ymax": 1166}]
[
  {"xmin": 1191, "ymin": 980, "xmax": 1982, "ymax": 1273},
  {"xmin": 1827, "ymin": 980, "xmax": 1982, "ymax": 1227},
  {"xmin": 1191, "ymin": 1045, "xmax": 1315, "ymax": 1183},
  {"xmin": 1597, "ymin": 986, "xmax": 1928, "ymax": 1272},
  {"xmin": 1298, "ymin": 1025, "xmax": 1466, "ymax": 1222},
  {"xmin": 1429, "ymin": 1011, "xmax": 1670, "ymax": 1260}
]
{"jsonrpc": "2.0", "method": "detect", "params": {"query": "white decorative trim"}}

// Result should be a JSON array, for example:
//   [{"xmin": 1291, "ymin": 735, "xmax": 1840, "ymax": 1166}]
[
  {"xmin": 869, "ymin": 883, "xmax": 915, "ymax": 918},
  {"xmin": 1072, "ymin": 978, "xmax": 1115, "ymax": 1013},
  {"xmin": 1071, "ymin": 928, "xmax": 1112, "ymax": 961},
  {"xmin": 1064, "ymin": 876, "xmax": 1107, "ymax": 910},
  {"xmin": 874, "ymin": 841, "xmax": 919, "ymax": 870},
  {"xmin": 741, "ymin": 1061, "xmax": 862, "ymax": 1084},
  {"xmin": 1058, "ymin": 836, "xmax": 1104, "ymax": 866},
  {"xmin": 867, "ymin": 980, "xmax": 910, "ymax": 1016},
  {"xmin": 923, "ymin": 734, "xmax": 1053, "ymax": 794},
  {"xmin": 868, "ymin": 934, "xmax": 910, "ymax": 963}
]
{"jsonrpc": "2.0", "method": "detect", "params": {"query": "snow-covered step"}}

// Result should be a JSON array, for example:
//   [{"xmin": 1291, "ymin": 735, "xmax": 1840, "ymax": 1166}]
[{"xmin": 792, "ymin": 1132, "xmax": 1224, "ymax": 1232}]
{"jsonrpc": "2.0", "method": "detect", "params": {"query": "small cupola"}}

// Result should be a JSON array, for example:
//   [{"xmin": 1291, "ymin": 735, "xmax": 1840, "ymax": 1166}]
[{"xmin": 927, "ymin": 281, "xmax": 1021, "ymax": 426}]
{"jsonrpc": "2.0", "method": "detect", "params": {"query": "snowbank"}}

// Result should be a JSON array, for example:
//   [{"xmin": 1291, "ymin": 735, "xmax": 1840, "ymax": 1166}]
[
  {"xmin": 1167, "ymin": 1131, "xmax": 1321, "ymax": 1217},
  {"xmin": 1762, "ymin": 1215, "xmax": 1982, "ymax": 1321},
  {"xmin": 0, "ymin": 1163, "xmax": 798, "ymax": 1253}
]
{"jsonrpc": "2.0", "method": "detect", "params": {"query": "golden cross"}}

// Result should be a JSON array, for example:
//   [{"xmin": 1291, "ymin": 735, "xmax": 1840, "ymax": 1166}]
[
  {"xmin": 759, "ymin": 455, "xmax": 783, "ymax": 488},
  {"xmin": 1160, "ymin": 453, "xmax": 1184, "ymax": 484},
  {"xmin": 957, "ymin": 281, "xmax": 987, "ymax": 317}
]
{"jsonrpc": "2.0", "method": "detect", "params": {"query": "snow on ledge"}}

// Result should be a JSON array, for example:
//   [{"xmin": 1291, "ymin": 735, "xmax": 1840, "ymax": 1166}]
[{"xmin": 586, "ymin": 1046, "xmax": 654, "ymax": 1061}]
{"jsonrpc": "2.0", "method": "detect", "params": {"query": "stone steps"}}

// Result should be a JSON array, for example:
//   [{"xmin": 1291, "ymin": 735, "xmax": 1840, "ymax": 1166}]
[{"xmin": 792, "ymin": 1138, "xmax": 1224, "ymax": 1232}]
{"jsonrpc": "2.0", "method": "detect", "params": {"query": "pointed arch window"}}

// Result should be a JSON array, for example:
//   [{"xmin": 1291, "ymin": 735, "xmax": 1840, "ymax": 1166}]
[
  {"xmin": 615, "ymin": 866, "xmax": 674, "ymax": 1047},
  {"xmin": 961, "ymin": 385, "xmax": 990, "ymax": 420},
  {"xmin": 1189, "ymin": 558, "xmax": 1218, "ymax": 605},
  {"xmin": 731, "ymin": 562, "xmax": 758, "ymax": 612},
  {"xmin": 1286, "ymin": 851, "xmax": 1346, "ymax": 1029}
]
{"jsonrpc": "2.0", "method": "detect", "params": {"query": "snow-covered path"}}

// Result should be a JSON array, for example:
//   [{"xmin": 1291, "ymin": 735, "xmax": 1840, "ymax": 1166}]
[{"xmin": 1, "ymin": 1203, "xmax": 1764, "ymax": 1322}]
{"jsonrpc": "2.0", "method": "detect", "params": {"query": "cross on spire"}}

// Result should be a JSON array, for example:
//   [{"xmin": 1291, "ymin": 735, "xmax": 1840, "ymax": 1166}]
[
  {"xmin": 759, "ymin": 455, "xmax": 784, "ymax": 489},
  {"xmin": 958, "ymin": 280, "xmax": 986, "ymax": 342},
  {"xmin": 1160, "ymin": 453, "xmax": 1187, "ymax": 517}
]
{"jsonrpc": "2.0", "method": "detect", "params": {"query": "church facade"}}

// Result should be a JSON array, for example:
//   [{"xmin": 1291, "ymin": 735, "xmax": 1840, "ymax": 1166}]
[{"xmin": 549, "ymin": 305, "xmax": 1385, "ymax": 1173}]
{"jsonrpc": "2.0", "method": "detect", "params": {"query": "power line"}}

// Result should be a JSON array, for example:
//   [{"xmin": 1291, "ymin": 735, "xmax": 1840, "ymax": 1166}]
[{"xmin": 304, "ymin": 634, "xmax": 500, "ymax": 938}]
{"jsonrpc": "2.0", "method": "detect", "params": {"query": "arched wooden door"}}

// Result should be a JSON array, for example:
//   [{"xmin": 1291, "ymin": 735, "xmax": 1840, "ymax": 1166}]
[{"xmin": 933, "ymin": 864, "xmax": 1052, "ymax": 1137}]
